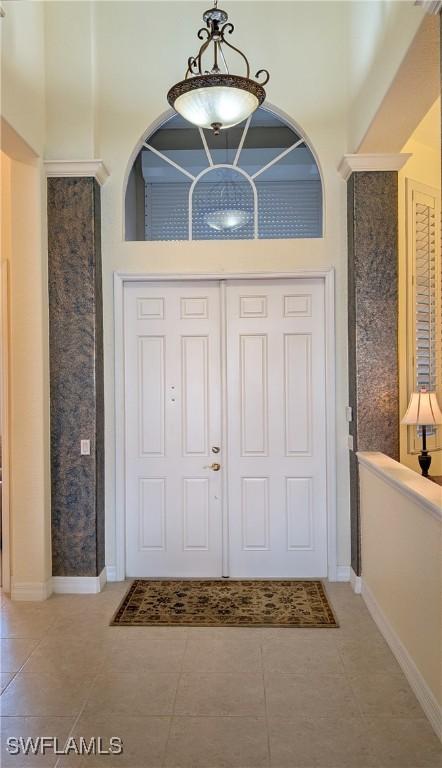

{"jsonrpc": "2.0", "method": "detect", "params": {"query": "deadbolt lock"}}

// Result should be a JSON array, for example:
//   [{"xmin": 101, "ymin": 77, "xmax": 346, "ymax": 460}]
[{"xmin": 211, "ymin": 446, "xmax": 220, "ymax": 454}]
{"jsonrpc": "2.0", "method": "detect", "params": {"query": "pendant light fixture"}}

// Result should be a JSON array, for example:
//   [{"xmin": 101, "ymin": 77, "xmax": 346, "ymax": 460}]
[
  {"xmin": 167, "ymin": 1, "xmax": 269, "ymax": 134},
  {"xmin": 206, "ymin": 208, "xmax": 251, "ymax": 232},
  {"xmin": 204, "ymin": 133, "xmax": 251, "ymax": 232}
]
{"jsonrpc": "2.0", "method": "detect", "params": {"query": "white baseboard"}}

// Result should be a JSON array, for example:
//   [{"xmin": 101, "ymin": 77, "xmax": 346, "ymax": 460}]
[
  {"xmin": 335, "ymin": 565, "xmax": 350, "ymax": 582},
  {"xmin": 52, "ymin": 567, "xmax": 107, "ymax": 595},
  {"xmin": 11, "ymin": 579, "xmax": 53, "ymax": 601},
  {"xmin": 106, "ymin": 565, "xmax": 118, "ymax": 582},
  {"xmin": 362, "ymin": 579, "xmax": 442, "ymax": 741},
  {"xmin": 350, "ymin": 567, "xmax": 362, "ymax": 594}
]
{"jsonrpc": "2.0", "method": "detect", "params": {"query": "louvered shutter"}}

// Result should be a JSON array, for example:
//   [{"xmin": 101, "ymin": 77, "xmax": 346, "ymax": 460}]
[
  {"xmin": 145, "ymin": 179, "xmax": 322, "ymax": 241},
  {"xmin": 407, "ymin": 180, "xmax": 442, "ymax": 451}
]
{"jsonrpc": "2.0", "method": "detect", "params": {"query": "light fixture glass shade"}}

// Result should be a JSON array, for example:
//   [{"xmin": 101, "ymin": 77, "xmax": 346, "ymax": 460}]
[
  {"xmin": 401, "ymin": 389, "xmax": 442, "ymax": 426},
  {"xmin": 173, "ymin": 86, "xmax": 259, "ymax": 131},
  {"xmin": 206, "ymin": 208, "xmax": 251, "ymax": 231}
]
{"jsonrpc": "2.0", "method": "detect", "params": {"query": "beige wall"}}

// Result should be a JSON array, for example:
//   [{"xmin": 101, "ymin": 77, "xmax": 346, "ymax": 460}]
[
  {"xmin": 1, "ymin": 0, "xmax": 432, "ymax": 587},
  {"xmin": 348, "ymin": 0, "xmax": 426, "ymax": 151},
  {"xmin": 0, "ymin": 1, "xmax": 46, "ymax": 156},
  {"xmin": 1, "ymin": 0, "xmax": 51, "ymax": 594},
  {"xmin": 0, "ymin": 147, "xmax": 51, "ymax": 594},
  {"xmin": 399, "ymin": 99, "xmax": 442, "ymax": 475},
  {"xmin": 44, "ymin": 2, "xmax": 95, "ymax": 159},
  {"xmin": 90, "ymin": 0, "xmax": 350, "ymax": 573},
  {"xmin": 360, "ymin": 458, "xmax": 442, "ymax": 709}
]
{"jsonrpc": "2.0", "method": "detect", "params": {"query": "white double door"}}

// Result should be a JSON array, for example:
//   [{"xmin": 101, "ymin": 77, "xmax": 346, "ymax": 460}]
[{"xmin": 124, "ymin": 278, "xmax": 327, "ymax": 578}]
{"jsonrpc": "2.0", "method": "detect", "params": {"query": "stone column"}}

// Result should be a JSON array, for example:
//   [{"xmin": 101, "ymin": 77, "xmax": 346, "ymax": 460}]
[
  {"xmin": 339, "ymin": 154, "xmax": 410, "ymax": 577},
  {"xmin": 46, "ymin": 161, "xmax": 108, "ymax": 584}
]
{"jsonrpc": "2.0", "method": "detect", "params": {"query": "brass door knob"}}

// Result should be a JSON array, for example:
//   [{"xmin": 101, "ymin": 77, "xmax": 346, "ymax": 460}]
[{"xmin": 204, "ymin": 462, "xmax": 221, "ymax": 471}]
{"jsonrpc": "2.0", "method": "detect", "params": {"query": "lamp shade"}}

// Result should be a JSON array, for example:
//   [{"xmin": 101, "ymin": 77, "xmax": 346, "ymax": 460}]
[
  {"xmin": 170, "ymin": 81, "xmax": 261, "ymax": 132},
  {"xmin": 206, "ymin": 208, "xmax": 251, "ymax": 232},
  {"xmin": 401, "ymin": 389, "xmax": 442, "ymax": 426}
]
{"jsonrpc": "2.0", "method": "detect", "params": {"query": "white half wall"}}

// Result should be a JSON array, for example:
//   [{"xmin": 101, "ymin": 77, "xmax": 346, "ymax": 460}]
[{"xmin": 358, "ymin": 452, "xmax": 442, "ymax": 737}]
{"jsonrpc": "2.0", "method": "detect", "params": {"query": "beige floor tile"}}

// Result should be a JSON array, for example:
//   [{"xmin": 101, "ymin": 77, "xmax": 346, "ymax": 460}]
[
  {"xmin": 108, "ymin": 626, "xmax": 189, "ymax": 643},
  {"xmin": 0, "ymin": 671, "xmax": 95, "ymax": 717},
  {"xmin": 1, "ymin": 600, "xmax": 58, "ymax": 615},
  {"xmin": 164, "ymin": 716, "xmax": 269, "ymax": 767},
  {"xmin": 349, "ymin": 672, "xmax": 425, "ymax": 717},
  {"xmin": 337, "ymin": 636, "xmax": 402, "ymax": 676},
  {"xmin": 20, "ymin": 636, "xmax": 108, "ymax": 677},
  {"xmin": 335, "ymin": 604, "xmax": 380, "ymax": 630},
  {"xmin": 175, "ymin": 672, "xmax": 265, "ymax": 717},
  {"xmin": 49, "ymin": 612, "xmax": 112, "ymax": 642},
  {"xmin": 366, "ymin": 717, "xmax": 442, "ymax": 768},
  {"xmin": 0, "ymin": 715, "xmax": 76, "ymax": 767},
  {"xmin": 183, "ymin": 630, "xmax": 262, "ymax": 674},
  {"xmin": 0, "ymin": 583, "xmax": 436, "ymax": 768},
  {"xmin": 1, "ymin": 639, "xmax": 39, "ymax": 673},
  {"xmin": 84, "ymin": 671, "xmax": 179, "ymax": 716},
  {"xmin": 259, "ymin": 627, "xmax": 340, "ymax": 644},
  {"xmin": 268, "ymin": 716, "xmax": 379, "ymax": 767},
  {"xmin": 324, "ymin": 582, "xmax": 364, "ymax": 608},
  {"xmin": 0, "ymin": 612, "xmax": 57, "ymax": 640},
  {"xmin": 265, "ymin": 673, "xmax": 359, "ymax": 719},
  {"xmin": 0, "ymin": 673, "xmax": 14, "ymax": 693},
  {"xmin": 103, "ymin": 633, "xmax": 187, "ymax": 673},
  {"xmin": 262, "ymin": 636, "xmax": 345, "ymax": 675},
  {"xmin": 59, "ymin": 714, "xmax": 171, "ymax": 767}
]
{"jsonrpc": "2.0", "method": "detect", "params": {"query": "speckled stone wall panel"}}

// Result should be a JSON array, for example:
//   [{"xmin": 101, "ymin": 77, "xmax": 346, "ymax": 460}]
[
  {"xmin": 48, "ymin": 177, "xmax": 105, "ymax": 577},
  {"xmin": 347, "ymin": 171, "xmax": 399, "ymax": 575}
]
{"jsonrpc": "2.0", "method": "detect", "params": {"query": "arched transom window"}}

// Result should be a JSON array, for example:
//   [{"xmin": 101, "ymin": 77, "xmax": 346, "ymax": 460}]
[{"xmin": 125, "ymin": 106, "xmax": 323, "ymax": 241}]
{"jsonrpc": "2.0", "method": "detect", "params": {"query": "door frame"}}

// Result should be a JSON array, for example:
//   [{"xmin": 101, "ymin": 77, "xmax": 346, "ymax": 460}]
[{"xmin": 114, "ymin": 268, "xmax": 337, "ymax": 581}]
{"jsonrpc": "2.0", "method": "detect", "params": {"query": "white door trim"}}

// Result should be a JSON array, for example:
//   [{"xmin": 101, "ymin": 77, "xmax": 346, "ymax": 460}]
[{"xmin": 113, "ymin": 269, "xmax": 337, "ymax": 581}]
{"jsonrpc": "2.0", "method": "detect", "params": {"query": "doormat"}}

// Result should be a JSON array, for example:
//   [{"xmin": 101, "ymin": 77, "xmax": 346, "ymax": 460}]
[{"xmin": 110, "ymin": 579, "xmax": 338, "ymax": 627}]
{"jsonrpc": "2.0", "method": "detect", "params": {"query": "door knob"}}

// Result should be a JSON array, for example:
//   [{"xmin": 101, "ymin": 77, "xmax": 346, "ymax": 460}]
[{"xmin": 204, "ymin": 463, "xmax": 221, "ymax": 471}]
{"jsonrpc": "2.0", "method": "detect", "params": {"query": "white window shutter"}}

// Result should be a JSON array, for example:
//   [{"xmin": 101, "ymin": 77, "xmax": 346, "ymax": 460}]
[{"xmin": 407, "ymin": 179, "xmax": 442, "ymax": 452}]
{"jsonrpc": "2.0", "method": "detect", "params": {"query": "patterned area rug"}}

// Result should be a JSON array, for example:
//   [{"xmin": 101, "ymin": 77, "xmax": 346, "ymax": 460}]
[{"xmin": 111, "ymin": 579, "xmax": 338, "ymax": 627}]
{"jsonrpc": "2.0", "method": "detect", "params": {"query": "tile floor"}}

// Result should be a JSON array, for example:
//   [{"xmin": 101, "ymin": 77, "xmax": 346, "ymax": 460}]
[{"xmin": 0, "ymin": 581, "xmax": 441, "ymax": 767}]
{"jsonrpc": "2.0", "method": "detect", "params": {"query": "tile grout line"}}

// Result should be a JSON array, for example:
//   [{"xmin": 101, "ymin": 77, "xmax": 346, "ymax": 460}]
[
  {"xmin": 162, "ymin": 629, "xmax": 189, "ymax": 767},
  {"xmin": 52, "ymin": 655, "xmax": 105, "ymax": 768},
  {"xmin": 1, "ymin": 608, "xmax": 98, "ymax": 768},
  {"xmin": 260, "ymin": 642, "xmax": 272, "ymax": 768},
  {"xmin": 335, "ymin": 625, "xmax": 392, "ymax": 768},
  {"xmin": 0, "ymin": 624, "xmax": 54, "ymax": 694}
]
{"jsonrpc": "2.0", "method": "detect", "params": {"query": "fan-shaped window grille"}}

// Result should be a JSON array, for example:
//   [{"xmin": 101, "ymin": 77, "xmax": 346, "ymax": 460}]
[{"xmin": 125, "ymin": 107, "xmax": 323, "ymax": 241}]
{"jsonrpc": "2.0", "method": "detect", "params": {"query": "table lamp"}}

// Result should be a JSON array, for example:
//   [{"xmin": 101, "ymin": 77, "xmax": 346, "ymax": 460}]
[{"xmin": 401, "ymin": 388, "xmax": 442, "ymax": 477}]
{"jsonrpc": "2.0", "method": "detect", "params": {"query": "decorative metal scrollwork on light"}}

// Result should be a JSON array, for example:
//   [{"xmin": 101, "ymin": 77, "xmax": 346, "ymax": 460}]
[{"xmin": 167, "ymin": 1, "xmax": 270, "ymax": 134}]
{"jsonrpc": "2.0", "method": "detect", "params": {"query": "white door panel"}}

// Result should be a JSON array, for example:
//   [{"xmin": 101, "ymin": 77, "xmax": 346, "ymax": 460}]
[
  {"xmin": 124, "ymin": 281, "xmax": 222, "ymax": 577},
  {"xmin": 124, "ymin": 277, "xmax": 327, "ymax": 578},
  {"xmin": 226, "ymin": 279, "xmax": 327, "ymax": 577}
]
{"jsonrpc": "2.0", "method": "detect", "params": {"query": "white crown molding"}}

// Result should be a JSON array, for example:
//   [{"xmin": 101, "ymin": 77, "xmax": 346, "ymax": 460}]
[
  {"xmin": 52, "ymin": 567, "xmax": 107, "ymax": 595},
  {"xmin": 415, "ymin": 0, "xmax": 442, "ymax": 14},
  {"xmin": 44, "ymin": 160, "xmax": 109, "ymax": 186},
  {"xmin": 338, "ymin": 153, "xmax": 412, "ymax": 181},
  {"xmin": 362, "ymin": 579, "xmax": 442, "ymax": 741},
  {"xmin": 11, "ymin": 579, "xmax": 53, "ymax": 601}
]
